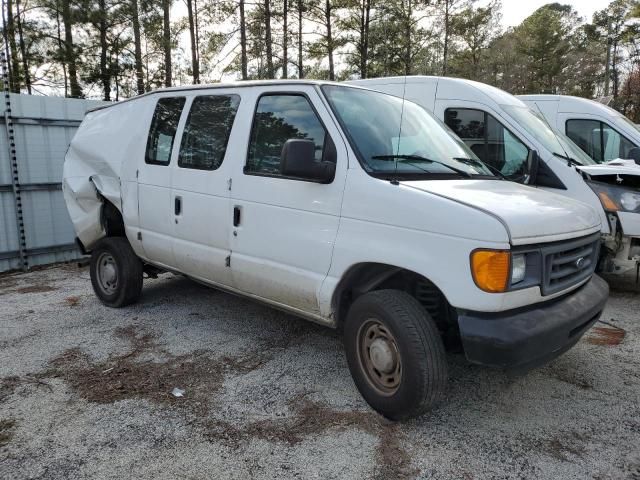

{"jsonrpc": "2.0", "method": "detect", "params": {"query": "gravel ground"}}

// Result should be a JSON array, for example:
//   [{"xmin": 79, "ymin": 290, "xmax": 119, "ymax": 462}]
[{"xmin": 1, "ymin": 264, "xmax": 639, "ymax": 480}]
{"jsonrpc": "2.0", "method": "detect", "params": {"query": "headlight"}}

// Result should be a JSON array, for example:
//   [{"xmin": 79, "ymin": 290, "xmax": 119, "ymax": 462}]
[
  {"xmin": 588, "ymin": 181, "xmax": 640, "ymax": 213},
  {"xmin": 511, "ymin": 254, "xmax": 526, "ymax": 284},
  {"xmin": 620, "ymin": 191, "xmax": 640, "ymax": 211}
]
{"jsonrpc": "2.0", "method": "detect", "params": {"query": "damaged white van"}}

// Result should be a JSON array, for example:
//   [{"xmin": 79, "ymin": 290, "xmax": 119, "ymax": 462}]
[
  {"xmin": 349, "ymin": 76, "xmax": 640, "ymax": 275},
  {"xmin": 63, "ymin": 81, "xmax": 608, "ymax": 419}
]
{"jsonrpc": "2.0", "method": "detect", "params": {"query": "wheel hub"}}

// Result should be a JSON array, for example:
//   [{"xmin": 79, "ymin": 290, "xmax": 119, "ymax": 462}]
[
  {"xmin": 96, "ymin": 252, "xmax": 118, "ymax": 295},
  {"xmin": 369, "ymin": 338, "xmax": 396, "ymax": 373},
  {"xmin": 357, "ymin": 319, "xmax": 402, "ymax": 396}
]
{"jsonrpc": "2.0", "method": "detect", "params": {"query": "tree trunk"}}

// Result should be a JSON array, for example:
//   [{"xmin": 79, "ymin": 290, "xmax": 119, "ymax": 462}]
[
  {"xmin": 6, "ymin": 0, "xmax": 21, "ymax": 92},
  {"xmin": 404, "ymin": 0, "xmax": 412, "ymax": 76},
  {"xmin": 98, "ymin": 0, "xmax": 109, "ymax": 100},
  {"xmin": 442, "ymin": 0, "xmax": 449, "ymax": 76},
  {"xmin": 1, "ymin": 4, "xmax": 13, "ymax": 91},
  {"xmin": 186, "ymin": 0, "xmax": 199, "ymax": 83},
  {"xmin": 114, "ymin": 38, "xmax": 120, "ymax": 100},
  {"xmin": 131, "ymin": 0, "xmax": 144, "ymax": 95},
  {"xmin": 264, "ymin": 0, "xmax": 274, "ymax": 78},
  {"xmin": 194, "ymin": 0, "xmax": 200, "ymax": 76},
  {"xmin": 61, "ymin": 0, "xmax": 82, "ymax": 97},
  {"xmin": 612, "ymin": 40, "xmax": 620, "ymax": 99},
  {"xmin": 359, "ymin": 0, "xmax": 370, "ymax": 78},
  {"xmin": 297, "ymin": 0, "xmax": 303, "ymax": 78},
  {"xmin": 55, "ymin": 1, "xmax": 68, "ymax": 97},
  {"xmin": 603, "ymin": 20, "xmax": 611, "ymax": 97},
  {"xmin": 240, "ymin": 0, "xmax": 248, "ymax": 80},
  {"xmin": 162, "ymin": 0, "xmax": 172, "ymax": 87},
  {"xmin": 15, "ymin": 0, "xmax": 30, "ymax": 93},
  {"xmin": 282, "ymin": 0, "xmax": 288, "ymax": 78},
  {"xmin": 326, "ymin": 0, "xmax": 334, "ymax": 80}
]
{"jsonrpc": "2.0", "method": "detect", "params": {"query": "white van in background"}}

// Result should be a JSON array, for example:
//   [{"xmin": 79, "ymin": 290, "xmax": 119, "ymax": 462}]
[
  {"xmin": 518, "ymin": 94, "xmax": 640, "ymax": 165},
  {"xmin": 348, "ymin": 76, "xmax": 640, "ymax": 275}
]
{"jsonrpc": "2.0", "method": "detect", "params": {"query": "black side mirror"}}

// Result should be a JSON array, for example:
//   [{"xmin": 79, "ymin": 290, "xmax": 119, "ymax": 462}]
[
  {"xmin": 627, "ymin": 147, "xmax": 640, "ymax": 165},
  {"xmin": 525, "ymin": 150, "xmax": 539, "ymax": 185},
  {"xmin": 280, "ymin": 138, "xmax": 336, "ymax": 183}
]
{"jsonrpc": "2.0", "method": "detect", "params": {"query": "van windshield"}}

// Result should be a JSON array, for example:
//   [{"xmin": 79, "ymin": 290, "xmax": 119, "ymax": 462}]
[
  {"xmin": 321, "ymin": 85, "xmax": 494, "ymax": 179},
  {"xmin": 502, "ymin": 105, "xmax": 596, "ymax": 165},
  {"xmin": 619, "ymin": 115, "xmax": 640, "ymax": 135}
]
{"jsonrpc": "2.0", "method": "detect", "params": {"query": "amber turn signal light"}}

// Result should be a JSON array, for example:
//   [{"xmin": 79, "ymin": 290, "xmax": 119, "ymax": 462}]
[
  {"xmin": 597, "ymin": 192, "xmax": 619, "ymax": 211},
  {"xmin": 470, "ymin": 250, "xmax": 511, "ymax": 293}
]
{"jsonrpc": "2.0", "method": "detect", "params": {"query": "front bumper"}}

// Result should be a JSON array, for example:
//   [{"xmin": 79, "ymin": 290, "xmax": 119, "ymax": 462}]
[{"xmin": 457, "ymin": 275, "xmax": 609, "ymax": 370}]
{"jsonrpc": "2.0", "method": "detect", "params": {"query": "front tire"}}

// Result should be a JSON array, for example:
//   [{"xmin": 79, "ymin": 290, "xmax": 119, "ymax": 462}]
[
  {"xmin": 344, "ymin": 290, "xmax": 448, "ymax": 420},
  {"xmin": 90, "ymin": 237, "xmax": 143, "ymax": 308}
]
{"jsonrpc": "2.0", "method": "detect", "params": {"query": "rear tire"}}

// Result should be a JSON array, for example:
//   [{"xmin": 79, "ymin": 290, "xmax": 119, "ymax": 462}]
[
  {"xmin": 90, "ymin": 237, "xmax": 143, "ymax": 308},
  {"xmin": 343, "ymin": 289, "xmax": 448, "ymax": 420}
]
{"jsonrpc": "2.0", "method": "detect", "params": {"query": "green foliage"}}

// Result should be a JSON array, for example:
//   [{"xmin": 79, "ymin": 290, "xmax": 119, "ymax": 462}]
[{"xmin": 1, "ymin": 0, "xmax": 639, "ymax": 121}]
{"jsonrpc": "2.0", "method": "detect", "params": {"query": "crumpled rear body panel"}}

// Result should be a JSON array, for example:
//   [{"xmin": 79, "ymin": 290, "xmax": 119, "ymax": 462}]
[{"xmin": 62, "ymin": 99, "xmax": 152, "ymax": 249}]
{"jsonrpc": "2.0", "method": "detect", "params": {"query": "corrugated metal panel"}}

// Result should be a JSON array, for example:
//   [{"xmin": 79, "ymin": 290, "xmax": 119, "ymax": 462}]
[{"xmin": 0, "ymin": 94, "xmax": 110, "ymax": 272}]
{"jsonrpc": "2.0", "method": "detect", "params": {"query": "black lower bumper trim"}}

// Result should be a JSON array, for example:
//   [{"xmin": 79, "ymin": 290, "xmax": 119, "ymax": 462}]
[{"xmin": 457, "ymin": 275, "xmax": 609, "ymax": 370}]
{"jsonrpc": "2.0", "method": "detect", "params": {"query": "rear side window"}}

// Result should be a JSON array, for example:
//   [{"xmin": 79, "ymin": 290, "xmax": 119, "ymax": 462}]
[
  {"xmin": 145, "ymin": 97, "xmax": 186, "ymax": 165},
  {"xmin": 445, "ymin": 107, "xmax": 529, "ymax": 179},
  {"xmin": 178, "ymin": 95, "xmax": 240, "ymax": 170},
  {"xmin": 246, "ymin": 94, "xmax": 326, "ymax": 176}
]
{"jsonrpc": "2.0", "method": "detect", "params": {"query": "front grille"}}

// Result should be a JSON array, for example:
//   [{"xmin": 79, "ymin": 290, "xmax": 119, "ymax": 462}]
[{"xmin": 541, "ymin": 234, "xmax": 600, "ymax": 296}]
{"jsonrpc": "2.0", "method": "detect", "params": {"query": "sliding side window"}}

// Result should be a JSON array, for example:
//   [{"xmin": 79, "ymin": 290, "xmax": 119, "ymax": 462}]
[
  {"xmin": 145, "ymin": 97, "xmax": 186, "ymax": 165},
  {"xmin": 178, "ymin": 95, "xmax": 241, "ymax": 170}
]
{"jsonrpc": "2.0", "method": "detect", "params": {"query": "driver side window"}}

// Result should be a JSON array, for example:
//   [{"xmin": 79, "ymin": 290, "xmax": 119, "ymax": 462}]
[
  {"xmin": 246, "ymin": 94, "xmax": 326, "ymax": 176},
  {"xmin": 445, "ymin": 108, "xmax": 529, "ymax": 180},
  {"xmin": 566, "ymin": 119, "xmax": 638, "ymax": 162}
]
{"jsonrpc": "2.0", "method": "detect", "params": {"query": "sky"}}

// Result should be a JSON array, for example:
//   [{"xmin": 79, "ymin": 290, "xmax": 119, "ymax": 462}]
[{"xmin": 486, "ymin": 0, "xmax": 610, "ymax": 27}]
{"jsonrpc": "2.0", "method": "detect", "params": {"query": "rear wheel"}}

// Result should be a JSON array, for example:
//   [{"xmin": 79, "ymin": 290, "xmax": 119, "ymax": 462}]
[
  {"xmin": 344, "ymin": 289, "xmax": 448, "ymax": 420},
  {"xmin": 90, "ymin": 237, "xmax": 143, "ymax": 307}
]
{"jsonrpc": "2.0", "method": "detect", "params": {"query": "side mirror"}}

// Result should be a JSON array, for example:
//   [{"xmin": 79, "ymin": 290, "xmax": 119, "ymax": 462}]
[
  {"xmin": 280, "ymin": 138, "xmax": 336, "ymax": 183},
  {"xmin": 627, "ymin": 147, "xmax": 640, "ymax": 165},
  {"xmin": 525, "ymin": 150, "xmax": 539, "ymax": 185}
]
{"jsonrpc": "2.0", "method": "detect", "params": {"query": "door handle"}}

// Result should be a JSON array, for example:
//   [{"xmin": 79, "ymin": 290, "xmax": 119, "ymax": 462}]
[
  {"xmin": 175, "ymin": 196, "xmax": 182, "ymax": 215},
  {"xmin": 233, "ymin": 206, "xmax": 241, "ymax": 227}
]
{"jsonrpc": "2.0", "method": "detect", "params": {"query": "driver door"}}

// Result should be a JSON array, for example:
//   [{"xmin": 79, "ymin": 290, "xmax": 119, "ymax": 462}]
[{"xmin": 227, "ymin": 86, "xmax": 348, "ymax": 314}]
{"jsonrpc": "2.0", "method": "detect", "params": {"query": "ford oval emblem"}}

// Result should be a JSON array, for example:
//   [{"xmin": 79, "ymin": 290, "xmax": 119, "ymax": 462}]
[{"xmin": 575, "ymin": 257, "xmax": 585, "ymax": 269}]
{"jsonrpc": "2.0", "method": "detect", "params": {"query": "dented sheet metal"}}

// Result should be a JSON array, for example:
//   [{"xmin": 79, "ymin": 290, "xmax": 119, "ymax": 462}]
[
  {"xmin": 576, "ymin": 159, "xmax": 640, "ymax": 177},
  {"xmin": 63, "ymin": 99, "xmax": 152, "ymax": 249}
]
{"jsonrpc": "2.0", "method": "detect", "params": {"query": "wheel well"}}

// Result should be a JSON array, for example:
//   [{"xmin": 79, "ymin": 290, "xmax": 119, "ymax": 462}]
[
  {"xmin": 333, "ymin": 263, "xmax": 457, "ymax": 339},
  {"xmin": 101, "ymin": 199, "xmax": 125, "ymax": 237}
]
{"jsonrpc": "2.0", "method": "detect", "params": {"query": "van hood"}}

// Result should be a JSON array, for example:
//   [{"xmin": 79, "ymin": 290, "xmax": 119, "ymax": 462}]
[
  {"xmin": 401, "ymin": 180, "xmax": 601, "ymax": 245},
  {"xmin": 575, "ymin": 159, "xmax": 640, "ymax": 177}
]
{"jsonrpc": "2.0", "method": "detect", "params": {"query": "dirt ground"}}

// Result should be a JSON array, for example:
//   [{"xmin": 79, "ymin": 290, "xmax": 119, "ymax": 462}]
[{"xmin": 1, "ymin": 264, "xmax": 639, "ymax": 479}]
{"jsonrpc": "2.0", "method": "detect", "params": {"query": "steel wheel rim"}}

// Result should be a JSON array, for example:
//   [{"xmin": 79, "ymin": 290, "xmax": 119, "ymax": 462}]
[
  {"xmin": 96, "ymin": 252, "xmax": 118, "ymax": 295},
  {"xmin": 357, "ymin": 318, "xmax": 402, "ymax": 396}
]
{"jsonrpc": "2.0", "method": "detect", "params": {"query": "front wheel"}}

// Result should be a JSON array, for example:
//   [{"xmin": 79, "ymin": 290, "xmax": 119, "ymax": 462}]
[
  {"xmin": 90, "ymin": 237, "xmax": 143, "ymax": 308},
  {"xmin": 344, "ymin": 290, "xmax": 448, "ymax": 420}
]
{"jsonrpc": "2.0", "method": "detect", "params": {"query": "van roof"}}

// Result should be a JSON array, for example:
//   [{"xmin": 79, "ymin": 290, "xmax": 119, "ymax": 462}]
[
  {"xmin": 348, "ymin": 75, "xmax": 527, "ymax": 108},
  {"xmin": 518, "ymin": 94, "xmax": 622, "ymax": 118},
  {"xmin": 89, "ymin": 79, "xmax": 343, "ymax": 112}
]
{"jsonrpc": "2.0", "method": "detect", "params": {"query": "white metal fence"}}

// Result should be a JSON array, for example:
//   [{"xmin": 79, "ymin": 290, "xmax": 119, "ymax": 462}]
[{"xmin": 0, "ymin": 93, "xmax": 107, "ymax": 272}]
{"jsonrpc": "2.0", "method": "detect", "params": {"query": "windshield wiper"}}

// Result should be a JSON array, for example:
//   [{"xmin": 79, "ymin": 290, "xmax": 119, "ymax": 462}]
[
  {"xmin": 553, "ymin": 151, "xmax": 583, "ymax": 167},
  {"xmin": 453, "ymin": 157, "xmax": 505, "ymax": 179},
  {"xmin": 371, "ymin": 154, "xmax": 472, "ymax": 178}
]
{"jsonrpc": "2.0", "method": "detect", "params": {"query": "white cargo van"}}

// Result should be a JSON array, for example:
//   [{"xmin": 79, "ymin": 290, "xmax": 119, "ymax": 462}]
[
  {"xmin": 518, "ymin": 95, "xmax": 640, "ymax": 165},
  {"xmin": 63, "ymin": 80, "xmax": 608, "ymax": 419},
  {"xmin": 349, "ymin": 76, "xmax": 640, "ymax": 275}
]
